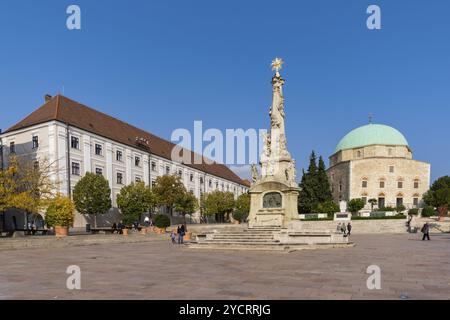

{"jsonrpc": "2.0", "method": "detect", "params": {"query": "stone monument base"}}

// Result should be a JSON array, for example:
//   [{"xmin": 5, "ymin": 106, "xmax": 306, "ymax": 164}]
[{"xmin": 188, "ymin": 224, "xmax": 353, "ymax": 252}]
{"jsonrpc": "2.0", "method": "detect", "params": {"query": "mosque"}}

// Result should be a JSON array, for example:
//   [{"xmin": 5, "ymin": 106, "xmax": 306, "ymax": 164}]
[{"xmin": 327, "ymin": 123, "xmax": 431, "ymax": 210}]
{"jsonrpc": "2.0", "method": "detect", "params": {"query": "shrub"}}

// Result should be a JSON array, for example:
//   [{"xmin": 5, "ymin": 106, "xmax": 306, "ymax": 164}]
[
  {"xmin": 421, "ymin": 206, "xmax": 436, "ymax": 217},
  {"xmin": 348, "ymin": 198, "xmax": 365, "ymax": 213},
  {"xmin": 408, "ymin": 208, "xmax": 419, "ymax": 216},
  {"xmin": 380, "ymin": 206, "xmax": 396, "ymax": 212},
  {"xmin": 154, "ymin": 214, "xmax": 171, "ymax": 229},
  {"xmin": 312, "ymin": 201, "xmax": 339, "ymax": 215},
  {"xmin": 396, "ymin": 204, "xmax": 406, "ymax": 213},
  {"xmin": 232, "ymin": 211, "xmax": 247, "ymax": 222},
  {"xmin": 45, "ymin": 195, "xmax": 75, "ymax": 227}
]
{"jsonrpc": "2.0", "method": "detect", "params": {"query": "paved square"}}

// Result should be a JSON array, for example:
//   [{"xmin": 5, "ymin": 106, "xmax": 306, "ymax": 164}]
[{"xmin": 1, "ymin": 233, "xmax": 449, "ymax": 299}]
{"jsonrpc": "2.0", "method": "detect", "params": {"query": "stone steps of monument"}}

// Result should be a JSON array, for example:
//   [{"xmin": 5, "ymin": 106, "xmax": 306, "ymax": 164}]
[
  {"xmin": 187, "ymin": 242, "xmax": 288, "ymax": 251},
  {"xmin": 207, "ymin": 238, "xmax": 278, "ymax": 243},
  {"xmin": 210, "ymin": 235, "xmax": 275, "ymax": 239},
  {"xmin": 210, "ymin": 232, "xmax": 276, "ymax": 236}
]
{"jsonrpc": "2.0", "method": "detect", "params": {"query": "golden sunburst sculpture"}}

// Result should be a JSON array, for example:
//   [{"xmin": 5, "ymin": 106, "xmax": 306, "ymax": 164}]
[{"xmin": 271, "ymin": 57, "xmax": 284, "ymax": 73}]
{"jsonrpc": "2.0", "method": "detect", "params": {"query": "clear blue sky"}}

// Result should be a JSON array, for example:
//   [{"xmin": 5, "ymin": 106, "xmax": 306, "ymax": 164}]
[{"xmin": 0, "ymin": 0, "xmax": 449, "ymax": 182}]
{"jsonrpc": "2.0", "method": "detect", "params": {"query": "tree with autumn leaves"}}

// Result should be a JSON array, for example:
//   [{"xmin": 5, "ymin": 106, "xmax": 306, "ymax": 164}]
[{"xmin": 0, "ymin": 155, "xmax": 55, "ymax": 214}]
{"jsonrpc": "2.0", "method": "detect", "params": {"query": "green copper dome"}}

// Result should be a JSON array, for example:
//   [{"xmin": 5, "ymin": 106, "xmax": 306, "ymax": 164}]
[{"xmin": 334, "ymin": 124, "xmax": 409, "ymax": 153}]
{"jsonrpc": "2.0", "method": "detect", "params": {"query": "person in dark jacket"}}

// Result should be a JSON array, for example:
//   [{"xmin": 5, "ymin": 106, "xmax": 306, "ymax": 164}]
[
  {"xmin": 117, "ymin": 221, "xmax": 125, "ymax": 234},
  {"xmin": 178, "ymin": 225, "xmax": 185, "ymax": 244},
  {"xmin": 347, "ymin": 222, "xmax": 352, "ymax": 236},
  {"xmin": 421, "ymin": 222, "xmax": 430, "ymax": 241}
]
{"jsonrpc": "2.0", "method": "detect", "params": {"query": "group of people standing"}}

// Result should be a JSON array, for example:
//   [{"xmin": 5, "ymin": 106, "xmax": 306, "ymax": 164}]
[
  {"xmin": 337, "ymin": 222, "xmax": 352, "ymax": 236},
  {"xmin": 171, "ymin": 225, "xmax": 186, "ymax": 244}
]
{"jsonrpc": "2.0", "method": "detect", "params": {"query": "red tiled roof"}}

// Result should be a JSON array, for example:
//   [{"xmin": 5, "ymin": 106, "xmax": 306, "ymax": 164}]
[{"xmin": 5, "ymin": 95, "xmax": 248, "ymax": 186}]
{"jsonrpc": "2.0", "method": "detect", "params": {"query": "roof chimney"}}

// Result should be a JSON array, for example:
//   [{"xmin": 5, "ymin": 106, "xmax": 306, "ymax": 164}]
[{"xmin": 45, "ymin": 94, "xmax": 52, "ymax": 102}]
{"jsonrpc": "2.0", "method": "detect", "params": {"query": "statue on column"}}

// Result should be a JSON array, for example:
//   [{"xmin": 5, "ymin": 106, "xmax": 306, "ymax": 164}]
[{"xmin": 251, "ymin": 164, "xmax": 259, "ymax": 183}]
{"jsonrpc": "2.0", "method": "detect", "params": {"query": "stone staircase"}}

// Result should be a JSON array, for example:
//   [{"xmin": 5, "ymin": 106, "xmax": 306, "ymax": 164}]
[{"xmin": 187, "ymin": 226, "xmax": 288, "ymax": 251}]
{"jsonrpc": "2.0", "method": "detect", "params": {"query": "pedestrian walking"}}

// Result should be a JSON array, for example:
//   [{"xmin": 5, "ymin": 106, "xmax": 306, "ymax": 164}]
[
  {"xmin": 178, "ymin": 224, "xmax": 185, "ymax": 244},
  {"xmin": 347, "ymin": 222, "xmax": 352, "ymax": 236},
  {"xmin": 336, "ymin": 222, "xmax": 342, "ymax": 232},
  {"xmin": 341, "ymin": 222, "xmax": 347, "ymax": 236},
  {"xmin": 170, "ymin": 230, "xmax": 176, "ymax": 244},
  {"xmin": 421, "ymin": 222, "xmax": 430, "ymax": 241}
]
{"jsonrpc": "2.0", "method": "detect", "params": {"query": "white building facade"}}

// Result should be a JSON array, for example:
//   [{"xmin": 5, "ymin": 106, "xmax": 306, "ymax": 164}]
[{"xmin": 0, "ymin": 95, "xmax": 249, "ymax": 227}]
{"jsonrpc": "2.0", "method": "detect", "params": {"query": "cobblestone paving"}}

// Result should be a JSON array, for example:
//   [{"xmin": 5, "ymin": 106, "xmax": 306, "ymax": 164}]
[{"xmin": 1, "ymin": 233, "xmax": 449, "ymax": 299}]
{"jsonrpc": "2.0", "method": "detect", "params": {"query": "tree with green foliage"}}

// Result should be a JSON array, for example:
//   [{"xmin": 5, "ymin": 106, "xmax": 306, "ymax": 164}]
[
  {"xmin": 368, "ymin": 198, "xmax": 378, "ymax": 211},
  {"xmin": 202, "ymin": 190, "xmax": 235, "ymax": 223},
  {"xmin": 234, "ymin": 193, "xmax": 250, "ymax": 222},
  {"xmin": 298, "ymin": 152, "xmax": 318, "ymax": 213},
  {"xmin": 45, "ymin": 195, "xmax": 75, "ymax": 228},
  {"xmin": 396, "ymin": 204, "xmax": 406, "ymax": 214},
  {"xmin": 298, "ymin": 151, "xmax": 335, "ymax": 213},
  {"xmin": 73, "ymin": 172, "xmax": 111, "ymax": 228},
  {"xmin": 152, "ymin": 175, "xmax": 185, "ymax": 217},
  {"xmin": 312, "ymin": 200, "xmax": 339, "ymax": 216},
  {"xmin": 316, "ymin": 156, "xmax": 332, "ymax": 203},
  {"xmin": 423, "ymin": 176, "xmax": 450, "ymax": 218},
  {"xmin": 154, "ymin": 214, "xmax": 171, "ymax": 229},
  {"xmin": 117, "ymin": 181, "xmax": 156, "ymax": 225},
  {"xmin": 174, "ymin": 190, "xmax": 198, "ymax": 224},
  {"xmin": 348, "ymin": 198, "xmax": 365, "ymax": 214},
  {"xmin": 421, "ymin": 206, "xmax": 436, "ymax": 217}
]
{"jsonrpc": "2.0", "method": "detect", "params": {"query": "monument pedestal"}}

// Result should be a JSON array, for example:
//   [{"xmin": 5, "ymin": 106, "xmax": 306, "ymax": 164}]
[{"xmin": 248, "ymin": 178, "xmax": 300, "ymax": 228}]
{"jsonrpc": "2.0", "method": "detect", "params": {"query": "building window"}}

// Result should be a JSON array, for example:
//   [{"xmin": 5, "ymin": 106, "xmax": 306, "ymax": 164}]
[
  {"xmin": 95, "ymin": 168, "xmax": 103, "ymax": 175},
  {"xmin": 362, "ymin": 180, "xmax": 368, "ymax": 188},
  {"xmin": 389, "ymin": 166, "xmax": 394, "ymax": 173},
  {"xmin": 95, "ymin": 144, "xmax": 103, "ymax": 156},
  {"xmin": 357, "ymin": 150, "xmax": 361, "ymax": 158},
  {"xmin": 71, "ymin": 136, "xmax": 79, "ymax": 149},
  {"xmin": 135, "ymin": 156, "xmax": 141, "ymax": 167},
  {"xmin": 396, "ymin": 197, "xmax": 403, "ymax": 207},
  {"xmin": 414, "ymin": 180, "xmax": 419, "ymax": 189},
  {"xmin": 190, "ymin": 173, "xmax": 194, "ymax": 182},
  {"xmin": 379, "ymin": 181, "xmax": 385, "ymax": 188},
  {"xmin": 166, "ymin": 166, "xmax": 170, "ymax": 175},
  {"xmin": 362, "ymin": 197, "xmax": 367, "ymax": 204},
  {"xmin": 151, "ymin": 180, "xmax": 156, "ymax": 188},
  {"xmin": 116, "ymin": 150, "xmax": 123, "ymax": 162},
  {"xmin": 209, "ymin": 180, "xmax": 212, "ymax": 187},
  {"xmin": 71, "ymin": 162, "xmax": 80, "ymax": 176},
  {"xmin": 135, "ymin": 176, "xmax": 141, "ymax": 182},
  {"xmin": 32, "ymin": 136, "xmax": 39, "ymax": 149},
  {"xmin": 10, "ymin": 142, "xmax": 15, "ymax": 154},
  {"xmin": 151, "ymin": 161, "xmax": 157, "ymax": 171},
  {"xmin": 413, "ymin": 197, "xmax": 419, "ymax": 207},
  {"xmin": 216, "ymin": 181, "xmax": 219, "ymax": 189},
  {"xmin": 200, "ymin": 177, "xmax": 204, "ymax": 184},
  {"xmin": 398, "ymin": 181, "xmax": 403, "ymax": 189},
  {"xmin": 117, "ymin": 172, "xmax": 123, "ymax": 185}
]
